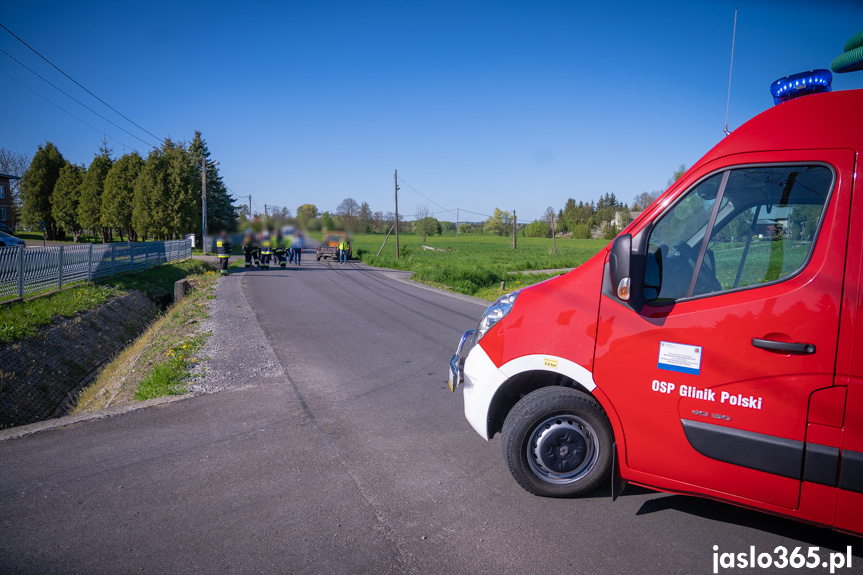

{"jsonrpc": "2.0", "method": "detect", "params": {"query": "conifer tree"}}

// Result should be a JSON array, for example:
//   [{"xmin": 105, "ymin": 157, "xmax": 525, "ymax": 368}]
[
  {"xmin": 133, "ymin": 148, "xmax": 166, "ymax": 240},
  {"xmin": 51, "ymin": 162, "xmax": 85, "ymax": 242},
  {"xmin": 165, "ymin": 140, "xmax": 197, "ymax": 239},
  {"xmin": 103, "ymin": 152, "xmax": 144, "ymax": 241},
  {"xmin": 188, "ymin": 131, "xmax": 236, "ymax": 234},
  {"xmin": 20, "ymin": 142, "xmax": 65, "ymax": 240},
  {"xmin": 78, "ymin": 142, "xmax": 113, "ymax": 242}
]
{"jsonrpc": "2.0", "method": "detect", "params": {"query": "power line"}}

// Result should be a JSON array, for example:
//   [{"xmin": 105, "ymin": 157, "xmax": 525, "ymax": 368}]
[
  {"xmin": 458, "ymin": 208, "xmax": 493, "ymax": 218},
  {"xmin": 395, "ymin": 175, "xmax": 501, "ymax": 220},
  {"xmin": 0, "ymin": 68, "xmax": 136, "ymax": 151},
  {"xmin": 396, "ymin": 176, "xmax": 452, "ymax": 213},
  {"xmin": 0, "ymin": 47, "xmax": 156, "ymax": 148},
  {"xmin": 0, "ymin": 22, "xmax": 162, "ymax": 145}
]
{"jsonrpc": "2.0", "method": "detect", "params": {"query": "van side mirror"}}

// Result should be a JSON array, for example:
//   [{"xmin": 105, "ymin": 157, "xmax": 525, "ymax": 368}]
[
  {"xmin": 644, "ymin": 246, "xmax": 663, "ymax": 301},
  {"xmin": 609, "ymin": 234, "xmax": 632, "ymax": 301}
]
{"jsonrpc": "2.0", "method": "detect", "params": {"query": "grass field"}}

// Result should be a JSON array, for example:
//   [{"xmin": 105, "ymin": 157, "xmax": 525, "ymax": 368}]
[{"xmin": 349, "ymin": 232, "xmax": 608, "ymax": 300}]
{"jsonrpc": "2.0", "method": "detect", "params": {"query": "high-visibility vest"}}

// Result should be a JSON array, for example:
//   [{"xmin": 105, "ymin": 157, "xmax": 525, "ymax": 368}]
[
  {"xmin": 216, "ymin": 240, "xmax": 230, "ymax": 258},
  {"xmin": 261, "ymin": 240, "xmax": 272, "ymax": 255},
  {"xmin": 338, "ymin": 242, "xmax": 346, "ymax": 250}
]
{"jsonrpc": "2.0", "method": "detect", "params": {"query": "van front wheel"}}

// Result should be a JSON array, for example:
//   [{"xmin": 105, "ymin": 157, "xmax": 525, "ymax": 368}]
[{"xmin": 501, "ymin": 386, "xmax": 613, "ymax": 497}]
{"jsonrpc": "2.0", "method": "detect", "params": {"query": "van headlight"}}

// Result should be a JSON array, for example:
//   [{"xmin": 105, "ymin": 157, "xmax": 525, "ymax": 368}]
[{"xmin": 476, "ymin": 291, "xmax": 519, "ymax": 342}]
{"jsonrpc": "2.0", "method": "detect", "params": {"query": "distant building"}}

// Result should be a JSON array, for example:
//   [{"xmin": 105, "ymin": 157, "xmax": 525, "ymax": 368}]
[{"xmin": 0, "ymin": 173, "xmax": 20, "ymax": 232}]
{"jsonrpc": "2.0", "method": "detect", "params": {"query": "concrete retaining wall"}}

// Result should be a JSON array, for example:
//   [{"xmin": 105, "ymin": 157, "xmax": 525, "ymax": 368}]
[{"xmin": 0, "ymin": 291, "xmax": 160, "ymax": 428}]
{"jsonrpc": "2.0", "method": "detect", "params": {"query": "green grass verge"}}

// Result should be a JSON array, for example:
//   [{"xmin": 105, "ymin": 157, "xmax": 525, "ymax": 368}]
[
  {"xmin": 350, "ymin": 233, "xmax": 607, "ymax": 300},
  {"xmin": 473, "ymin": 272, "xmax": 563, "ymax": 301},
  {"xmin": 95, "ymin": 258, "xmax": 214, "ymax": 297},
  {"xmin": 0, "ymin": 284, "xmax": 121, "ymax": 344},
  {"xmin": 134, "ymin": 334, "xmax": 207, "ymax": 400},
  {"xmin": 129, "ymin": 267, "xmax": 216, "ymax": 401},
  {"xmin": 73, "ymin": 262, "xmax": 219, "ymax": 411},
  {"xmin": 0, "ymin": 259, "xmax": 214, "ymax": 345}
]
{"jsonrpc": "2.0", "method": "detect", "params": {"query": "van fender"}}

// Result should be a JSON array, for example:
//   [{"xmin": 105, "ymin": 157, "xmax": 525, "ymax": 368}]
[
  {"xmin": 467, "ymin": 348, "xmax": 630, "ymax": 479},
  {"xmin": 465, "ymin": 348, "xmax": 599, "ymax": 439},
  {"xmin": 498, "ymin": 354, "xmax": 597, "ymax": 391}
]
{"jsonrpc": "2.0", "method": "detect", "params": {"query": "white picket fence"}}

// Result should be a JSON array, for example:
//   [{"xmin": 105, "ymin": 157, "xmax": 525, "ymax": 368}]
[{"xmin": 0, "ymin": 239, "xmax": 192, "ymax": 301}]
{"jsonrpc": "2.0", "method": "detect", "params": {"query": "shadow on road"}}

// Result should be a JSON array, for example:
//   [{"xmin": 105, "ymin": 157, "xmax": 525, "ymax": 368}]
[{"xmin": 636, "ymin": 494, "xmax": 861, "ymax": 553}]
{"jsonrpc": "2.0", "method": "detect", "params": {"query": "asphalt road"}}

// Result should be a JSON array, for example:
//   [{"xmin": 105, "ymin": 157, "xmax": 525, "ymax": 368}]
[{"xmin": 1, "ymin": 257, "xmax": 860, "ymax": 574}]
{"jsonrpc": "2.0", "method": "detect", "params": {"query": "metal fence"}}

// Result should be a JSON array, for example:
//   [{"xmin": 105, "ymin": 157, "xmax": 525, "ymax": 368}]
[{"xmin": 0, "ymin": 239, "xmax": 192, "ymax": 301}]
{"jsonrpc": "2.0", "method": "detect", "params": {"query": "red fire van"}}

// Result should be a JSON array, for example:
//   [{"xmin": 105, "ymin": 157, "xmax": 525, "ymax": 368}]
[{"xmin": 448, "ymin": 85, "xmax": 862, "ymax": 535}]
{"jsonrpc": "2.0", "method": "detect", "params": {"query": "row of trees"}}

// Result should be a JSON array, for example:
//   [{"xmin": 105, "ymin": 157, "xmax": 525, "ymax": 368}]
[
  {"xmin": 16, "ymin": 132, "xmax": 235, "ymax": 242},
  {"xmin": 516, "ymin": 165, "xmax": 687, "ymax": 240},
  {"xmin": 204, "ymin": 165, "xmax": 689, "ymax": 243},
  {"xmin": 271, "ymin": 200, "xmax": 413, "ymax": 236}
]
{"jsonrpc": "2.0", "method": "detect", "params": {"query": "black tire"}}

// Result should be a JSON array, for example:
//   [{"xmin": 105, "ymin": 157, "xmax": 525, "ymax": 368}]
[
  {"xmin": 501, "ymin": 386, "xmax": 613, "ymax": 497},
  {"xmin": 316, "ymin": 254, "xmax": 321, "ymax": 261}
]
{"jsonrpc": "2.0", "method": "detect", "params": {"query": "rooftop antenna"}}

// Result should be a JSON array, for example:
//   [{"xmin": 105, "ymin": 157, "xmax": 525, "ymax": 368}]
[{"xmin": 724, "ymin": 7, "xmax": 738, "ymax": 136}]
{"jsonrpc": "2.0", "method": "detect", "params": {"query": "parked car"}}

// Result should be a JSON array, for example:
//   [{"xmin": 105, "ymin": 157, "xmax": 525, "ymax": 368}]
[
  {"xmin": 0, "ymin": 231, "xmax": 25, "ymax": 247},
  {"xmin": 316, "ymin": 232, "xmax": 351, "ymax": 261}
]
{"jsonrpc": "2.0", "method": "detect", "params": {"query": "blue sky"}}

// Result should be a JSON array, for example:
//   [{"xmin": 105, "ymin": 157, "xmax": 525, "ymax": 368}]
[{"xmin": 2, "ymin": 0, "xmax": 862, "ymax": 224}]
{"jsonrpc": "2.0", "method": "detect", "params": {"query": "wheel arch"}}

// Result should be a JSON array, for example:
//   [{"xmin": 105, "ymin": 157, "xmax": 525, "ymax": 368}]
[{"xmin": 487, "ymin": 369, "xmax": 604, "ymax": 439}]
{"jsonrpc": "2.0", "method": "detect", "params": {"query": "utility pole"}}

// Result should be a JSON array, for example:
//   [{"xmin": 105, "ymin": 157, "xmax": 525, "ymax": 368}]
[
  {"xmin": 264, "ymin": 204, "xmax": 268, "ymax": 227},
  {"xmin": 201, "ymin": 156, "xmax": 207, "ymax": 255},
  {"xmin": 248, "ymin": 195, "xmax": 252, "ymax": 219},
  {"xmin": 456, "ymin": 208, "xmax": 459, "ymax": 243},
  {"xmin": 512, "ymin": 210, "xmax": 517, "ymax": 249},
  {"xmin": 394, "ymin": 169, "xmax": 400, "ymax": 260}
]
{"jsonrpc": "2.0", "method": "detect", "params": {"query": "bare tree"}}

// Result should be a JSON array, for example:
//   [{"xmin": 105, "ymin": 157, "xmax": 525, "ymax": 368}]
[
  {"xmin": 631, "ymin": 191, "xmax": 661, "ymax": 211},
  {"xmin": 545, "ymin": 206, "xmax": 556, "ymax": 254},
  {"xmin": 415, "ymin": 204, "xmax": 430, "ymax": 241},
  {"xmin": 372, "ymin": 210, "xmax": 385, "ymax": 233},
  {"xmin": 359, "ymin": 201, "xmax": 371, "ymax": 233},
  {"xmin": 0, "ymin": 148, "xmax": 32, "ymax": 227},
  {"xmin": 336, "ymin": 197, "xmax": 360, "ymax": 231}
]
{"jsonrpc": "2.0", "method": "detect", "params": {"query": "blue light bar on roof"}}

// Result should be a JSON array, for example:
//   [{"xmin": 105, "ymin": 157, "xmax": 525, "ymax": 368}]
[{"xmin": 769, "ymin": 69, "xmax": 833, "ymax": 105}]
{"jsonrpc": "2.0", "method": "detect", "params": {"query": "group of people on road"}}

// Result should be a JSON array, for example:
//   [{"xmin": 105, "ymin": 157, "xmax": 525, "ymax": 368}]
[{"xmin": 217, "ymin": 229, "xmax": 307, "ymax": 275}]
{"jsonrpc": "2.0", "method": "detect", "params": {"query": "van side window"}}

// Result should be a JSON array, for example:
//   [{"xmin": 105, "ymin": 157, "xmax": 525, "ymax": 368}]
[
  {"xmin": 644, "ymin": 174, "xmax": 724, "ymax": 302},
  {"xmin": 645, "ymin": 165, "xmax": 833, "ymax": 304}
]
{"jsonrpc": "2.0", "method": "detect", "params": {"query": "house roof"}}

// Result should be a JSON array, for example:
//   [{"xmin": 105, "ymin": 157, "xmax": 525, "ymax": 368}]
[{"xmin": 0, "ymin": 173, "xmax": 21, "ymax": 180}]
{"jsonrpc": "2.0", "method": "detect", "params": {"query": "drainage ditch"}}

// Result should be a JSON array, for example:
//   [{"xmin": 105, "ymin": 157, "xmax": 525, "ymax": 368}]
[{"xmin": 0, "ymin": 291, "xmax": 166, "ymax": 429}]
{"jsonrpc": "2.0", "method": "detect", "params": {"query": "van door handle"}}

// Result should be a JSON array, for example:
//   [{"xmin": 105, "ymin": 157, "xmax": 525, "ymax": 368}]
[{"xmin": 751, "ymin": 338, "xmax": 816, "ymax": 355}]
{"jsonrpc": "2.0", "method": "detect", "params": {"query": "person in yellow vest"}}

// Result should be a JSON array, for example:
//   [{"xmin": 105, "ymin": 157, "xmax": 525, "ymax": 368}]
[
  {"xmin": 216, "ymin": 231, "xmax": 232, "ymax": 275},
  {"xmin": 259, "ymin": 232, "xmax": 273, "ymax": 270},
  {"xmin": 338, "ymin": 239, "xmax": 349, "ymax": 264}
]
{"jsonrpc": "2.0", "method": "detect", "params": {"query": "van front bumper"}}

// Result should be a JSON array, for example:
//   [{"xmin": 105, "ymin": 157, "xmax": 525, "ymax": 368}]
[
  {"xmin": 448, "ymin": 330, "xmax": 475, "ymax": 392},
  {"xmin": 447, "ymin": 331, "xmax": 508, "ymax": 440}
]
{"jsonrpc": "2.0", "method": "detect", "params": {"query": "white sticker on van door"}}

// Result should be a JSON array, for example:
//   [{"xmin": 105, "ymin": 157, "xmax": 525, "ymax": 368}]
[{"xmin": 657, "ymin": 341, "xmax": 702, "ymax": 375}]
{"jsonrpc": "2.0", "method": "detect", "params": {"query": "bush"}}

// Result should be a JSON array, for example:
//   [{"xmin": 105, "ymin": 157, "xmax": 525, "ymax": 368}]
[
  {"xmin": 572, "ymin": 224, "xmax": 592, "ymax": 239},
  {"xmin": 524, "ymin": 220, "xmax": 550, "ymax": 238}
]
